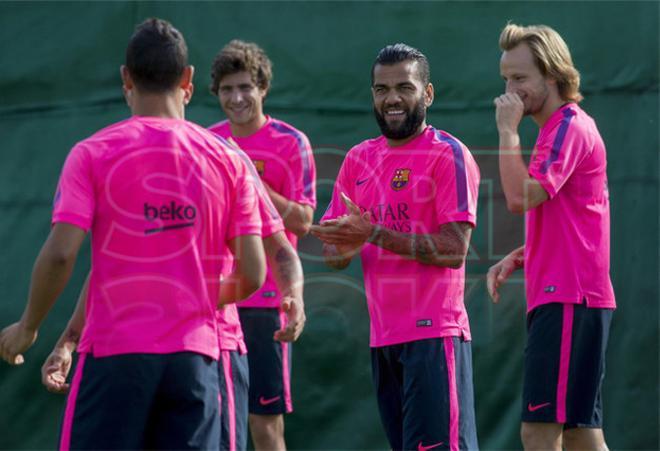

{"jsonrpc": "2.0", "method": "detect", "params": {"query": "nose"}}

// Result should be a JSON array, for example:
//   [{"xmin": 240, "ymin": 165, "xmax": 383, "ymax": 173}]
[
  {"xmin": 384, "ymin": 90, "xmax": 402, "ymax": 105},
  {"xmin": 229, "ymin": 89, "xmax": 244, "ymax": 104}
]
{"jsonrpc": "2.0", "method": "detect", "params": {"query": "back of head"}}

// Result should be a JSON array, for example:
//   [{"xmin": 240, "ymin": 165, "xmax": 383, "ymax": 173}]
[
  {"xmin": 372, "ymin": 43, "xmax": 430, "ymax": 85},
  {"xmin": 499, "ymin": 23, "xmax": 583, "ymax": 103},
  {"xmin": 125, "ymin": 18, "xmax": 188, "ymax": 93},
  {"xmin": 210, "ymin": 40, "xmax": 273, "ymax": 95}
]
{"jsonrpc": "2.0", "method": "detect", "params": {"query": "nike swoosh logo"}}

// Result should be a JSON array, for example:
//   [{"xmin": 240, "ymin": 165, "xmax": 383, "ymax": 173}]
[
  {"xmin": 528, "ymin": 402, "xmax": 551, "ymax": 412},
  {"xmin": 356, "ymin": 178, "xmax": 369, "ymax": 186},
  {"xmin": 259, "ymin": 395, "xmax": 281, "ymax": 406},
  {"xmin": 418, "ymin": 441, "xmax": 444, "ymax": 451}
]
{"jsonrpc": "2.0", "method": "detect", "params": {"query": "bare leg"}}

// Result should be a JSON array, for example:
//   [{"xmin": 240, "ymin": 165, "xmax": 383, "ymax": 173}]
[
  {"xmin": 248, "ymin": 413, "xmax": 286, "ymax": 451},
  {"xmin": 521, "ymin": 422, "xmax": 563, "ymax": 451},
  {"xmin": 563, "ymin": 428, "xmax": 608, "ymax": 451}
]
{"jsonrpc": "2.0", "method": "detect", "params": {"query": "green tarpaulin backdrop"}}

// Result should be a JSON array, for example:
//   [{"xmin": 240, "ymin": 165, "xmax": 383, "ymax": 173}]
[{"xmin": 0, "ymin": 2, "xmax": 657, "ymax": 449}]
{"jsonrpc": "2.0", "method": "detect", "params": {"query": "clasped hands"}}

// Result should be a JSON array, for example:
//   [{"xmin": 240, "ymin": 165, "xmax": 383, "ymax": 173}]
[{"xmin": 310, "ymin": 193, "xmax": 375, "ymax": 257}]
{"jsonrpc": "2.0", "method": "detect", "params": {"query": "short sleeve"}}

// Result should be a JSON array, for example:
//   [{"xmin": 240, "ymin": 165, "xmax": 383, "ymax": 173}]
[
  {"xmin": 320, "ymin": 150, "xmax": 356, "ymax": 222},
  {"xmin": 257, "ymin": 178, "xmax": 285, "ymax": 238},
  {"xmin": 433, "ymin": 138, "xmax": 480, "ymax": 228},
  {"xmin": 226, "ymin": 158, "xmax": 263, "ymax": 240},
  {"xmin": 282, "ymin": 133, "xmax": 317, "ymax": 208},
  {"xmin": 529, "ymin": 109, "xmax": 588, "ymax": 199},
  {"xmin": 52, "ymin": 144, "xmax": 95, "ymax": 231}
]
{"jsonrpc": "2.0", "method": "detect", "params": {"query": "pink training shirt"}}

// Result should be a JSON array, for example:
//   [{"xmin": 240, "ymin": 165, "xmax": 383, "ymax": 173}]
[
  {"xmin": 52, "ymin": 116, "xmax": 262, "ymax": 359},
  {"xmin": 212, "ymin": 137, "xmax": 286, "ymax": 352},
  {"xmin": 209, "ymin": 116, "xmax": 316, "ymax": 309},
  {"xmin": 322, "ymin": 126, "xmax": 480, "ymax": 347},
  {"xmin": 526, "ymin": 103, "xmax": 616, "ymax": 312}
]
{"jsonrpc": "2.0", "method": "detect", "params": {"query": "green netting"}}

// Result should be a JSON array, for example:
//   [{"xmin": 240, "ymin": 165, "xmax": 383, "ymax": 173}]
[{"xmin": 0, "ymin": 2, "xmax": 657, "ymax": 449}]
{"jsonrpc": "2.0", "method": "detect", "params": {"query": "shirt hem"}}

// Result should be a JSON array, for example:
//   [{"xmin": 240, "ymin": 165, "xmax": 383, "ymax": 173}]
[{"xmin": 369, "ymin": 327, "xmax": 471, "ymax": 348}]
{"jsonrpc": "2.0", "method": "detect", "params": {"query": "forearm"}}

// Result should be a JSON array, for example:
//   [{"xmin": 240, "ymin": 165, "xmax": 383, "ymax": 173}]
[
  {"xmin": 369, "ymin": 224, "xmax": 471, "ymax": 268},
  {"xmin": 507, "ymin": 245, "xmax": 525, "ymax": 269},
  {"xmin": 218, "ymin": 274, "xmax": 261, "ymax": 304},
  {"xmin": 54, "ymin": 273, "xmax": 89, "ymax": 352},
  {"xmin": 498, "ymin": 131, "xmax": 535, "ymax": 213},
  {"xmin": 21, "ymin": 245, "xmax": 78, "ymax": 332},
  {"xmin": 265, "ymin": 185, "xmax": 312, "ymax": 237},
  {"xmin": 265, "ymin": 234, "xmax": 303, "ymax": 299}
]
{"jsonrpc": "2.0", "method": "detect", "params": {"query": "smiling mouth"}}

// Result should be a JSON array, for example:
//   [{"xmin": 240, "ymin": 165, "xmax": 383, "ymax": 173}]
[{"xmin": 385, "ymin": 109, "xmax": 405, "ymax": 117}]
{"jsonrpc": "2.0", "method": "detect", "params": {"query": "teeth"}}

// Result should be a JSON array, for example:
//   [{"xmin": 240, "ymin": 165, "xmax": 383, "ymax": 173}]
[{"xmin": 386, "ymin": 110, "xmax": 404, "ymax": 115}]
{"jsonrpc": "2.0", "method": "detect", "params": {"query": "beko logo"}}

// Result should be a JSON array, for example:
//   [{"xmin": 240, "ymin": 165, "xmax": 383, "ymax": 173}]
[{"xmin": 144, "ymin": 201, "xmax": 197, "ymax": 235}]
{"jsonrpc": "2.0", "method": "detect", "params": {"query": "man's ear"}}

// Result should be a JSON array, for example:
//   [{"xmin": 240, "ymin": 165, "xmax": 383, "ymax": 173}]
[
  {"xmin": 120, "ymin": 65, "xmax": 133, "ymax": 106},
  {"xmin": 120, "ymin": 65, "xmax": 133, "ymax": 89},
  {"xmin": 181, "ymin": 65, "xmax": 194, "ymax": 105},
  {"xmin": 424, "ymin": 82, "xmax": 435, "ymax": 108}
]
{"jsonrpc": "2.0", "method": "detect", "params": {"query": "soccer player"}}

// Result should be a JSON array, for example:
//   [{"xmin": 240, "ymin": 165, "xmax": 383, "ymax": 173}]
[
  {"xmin": 208, "ymin": 40, "xmax": 317, "ymax": 451},
  {"xmin": 40, "ymin": 162, "xmax": 305, "ymax": 451},
  {"xmin": 311, "ymin": 44, "xmax": 480, "ymax": 451},
  {"xmin": 487, "ymin": 23, "xmax": 616, "ymax": 450},
  {"xmin": 0, "ymin": 18, "xmax": 267, "ymax": 450}
]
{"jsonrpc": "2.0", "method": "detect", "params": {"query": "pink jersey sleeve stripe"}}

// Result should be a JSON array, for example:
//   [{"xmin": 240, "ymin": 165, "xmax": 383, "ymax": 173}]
[
  {"xmin": 59, "ymin": 353, "xmax": 87, "ymax": 451},
  {"xmin": 269, "ymin": 122, "xmax": 314, "ymax": 199},
  {"xmin": 436, "ymin": 130, "xmax": 469, "ymax": 212},
  {"xmin": 539, "ymin": 109, "xmax": 576, "ymax": 174}
]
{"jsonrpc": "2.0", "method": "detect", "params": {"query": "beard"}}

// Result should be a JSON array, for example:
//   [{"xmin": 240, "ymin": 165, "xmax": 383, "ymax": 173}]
[
  {"xmin": 523, "ymin": 83, "xmax": 549, "ymax": 116},
  {"xmin": 374, "ymin": 98, "xmax": 426, "ymax": 140}
]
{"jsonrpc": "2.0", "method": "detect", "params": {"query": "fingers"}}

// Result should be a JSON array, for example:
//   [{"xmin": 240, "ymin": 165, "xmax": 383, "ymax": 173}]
[
  {"xmin": 340, "ymin": 192, "xmax": 361, "ymax": 215},
  {"xmin": 486, "ymin": 266, "xmax": 500, "ymax": 304},
  {"xmin": 274, "ymin": 299, "xmax": 305, "ymax": 342}
]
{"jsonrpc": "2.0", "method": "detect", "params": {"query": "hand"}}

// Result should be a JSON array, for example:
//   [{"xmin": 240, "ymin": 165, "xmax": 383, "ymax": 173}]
[
  {"xmin": 486, "ymin": 256, "xmax": 519, "ymax": 303},
  {"xmin": 274, "ymin": 296, "xmax": 305, "ymax": 342},
  {"xmin": 0, "ymin": 322, "xmax": 38, "ymax": 365},
  {"xmin": 41, "ymin": 347, "xmax": 73, "ymax": 393},
  {"xmin": 310, "ymin": 193, "xmax": 373, "ymax": 246},
  {"xmin": 494, "ymin": 92, "xmax": 524, "ymax": 135}
]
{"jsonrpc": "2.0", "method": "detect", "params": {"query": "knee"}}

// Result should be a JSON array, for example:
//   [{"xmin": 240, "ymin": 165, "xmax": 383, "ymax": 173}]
[
  {"xmin": 249, "ymin": 414, "xmax": 284, "ymax": 438},
  {"xmin": 520, "ymin": 423, "xmax": 562, "ymax": 451},
  {"xmin": 563, "ymin": 428, "xmax": 608, "ymax": 451}
]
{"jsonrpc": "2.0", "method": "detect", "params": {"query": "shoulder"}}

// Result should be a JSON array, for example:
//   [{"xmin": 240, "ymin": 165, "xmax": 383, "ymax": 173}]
[
  {"xmin": 207, "ymin": 119, "xmax": 231, "ymax": 137},
  {"xmin": 69, "ymin": 118, "xmax": 137, "ymax": 157},
  {"xmin": 267, "ymin": 118, "xmax": 311, "ymax": 148}
]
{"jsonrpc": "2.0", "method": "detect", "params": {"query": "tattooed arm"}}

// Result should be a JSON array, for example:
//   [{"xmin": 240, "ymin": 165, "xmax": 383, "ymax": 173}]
[
  {"xmin": 41, "ymin": 272, "xmax": 89, "ymax": 393},
  {"xmin": 263, "ymin": 231, "xmax": 306, "ymax": 341},
  {"xmin": 370, "ymin": 222, "xmax": 473, "ymax": 268},
  {"xmin": 311, "ymin": 193, "xmax": 473, "ymax": 269}
]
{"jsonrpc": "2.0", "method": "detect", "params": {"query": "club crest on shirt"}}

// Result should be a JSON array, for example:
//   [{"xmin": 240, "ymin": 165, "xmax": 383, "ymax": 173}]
[
  {"xmin": 391, "ymin": 168, "xmax": 411, "ymax": 191},
  {"xmin": 253, "ymin": 160, "xmax": 265, "ymax": 177}
]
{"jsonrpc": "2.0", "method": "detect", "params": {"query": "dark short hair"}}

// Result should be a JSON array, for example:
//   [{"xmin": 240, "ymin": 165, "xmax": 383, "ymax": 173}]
[
  {"xmin": 210, "ymin": 40, "xmax": 273, "ymax": 96},
  {"xmin": 371, "ymin": 43, "xmax": 430, "ymax": 86},
  {"xmin": 125, "ymin": 18, "xmax": 188, "ymax": 93}
]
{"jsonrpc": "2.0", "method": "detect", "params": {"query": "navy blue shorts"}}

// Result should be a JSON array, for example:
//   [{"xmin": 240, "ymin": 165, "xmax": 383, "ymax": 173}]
[
  {"xmin": 218, "ymin": 350, "xmax": 249, "ymax": 451},
  {"xmin": 59, "ymin": 352, "xmax": 220, "ymax": 450},
  {"xmin": 522, "ymin": 301, "xmax": 613, "ymax": 428},
  {"xmin": 238, "ymin": 307, "xmax": 292, "ymax": 415},
  {"xmin": 371, "ymin": 337, "xmax": 479, "ymax": 451}
]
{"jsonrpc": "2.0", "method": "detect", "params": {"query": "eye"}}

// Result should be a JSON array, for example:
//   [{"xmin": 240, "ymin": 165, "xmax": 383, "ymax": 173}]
[{"xmin": 373, "ymin": 86, "xmax": 386, "ymax": 94}]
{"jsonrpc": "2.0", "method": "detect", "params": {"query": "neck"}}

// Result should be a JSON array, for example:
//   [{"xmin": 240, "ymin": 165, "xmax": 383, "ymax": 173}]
[
  {"xmin": 130, "ymin": 91, "xmax": 185, "ymax": 119},
  {"xmin": 532, "ymin": 94, "xmax": 566, "ymax": 128},
  {"xmin": 231, "ymin": 114, "xmax": 267, "ymax": 138},
  {"xmin": 386, "ymin": 121, "xmax": 427, "ymax": 147}
]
